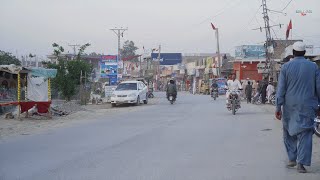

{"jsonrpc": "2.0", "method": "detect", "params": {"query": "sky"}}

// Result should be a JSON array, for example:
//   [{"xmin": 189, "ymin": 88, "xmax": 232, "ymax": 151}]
[{"xmin": 0, "ymin": 0, "xmax": 319, "ymax": 59}]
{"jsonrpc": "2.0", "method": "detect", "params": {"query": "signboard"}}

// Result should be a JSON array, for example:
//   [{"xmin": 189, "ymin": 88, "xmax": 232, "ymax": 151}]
[
  {"xmin": 104, "ymin": 85, "xmax": 117, "ymax": 102},
  {"xmin": 151, "ymin": 53, "xmax": 182, "ymax": 65},
  {"xmin": 235, "ymin": 45, "xmax": 265, "ymax": 59},
  {"xmin": 100, "ymin": 55, "xmax": 118, "ymax": 85}
]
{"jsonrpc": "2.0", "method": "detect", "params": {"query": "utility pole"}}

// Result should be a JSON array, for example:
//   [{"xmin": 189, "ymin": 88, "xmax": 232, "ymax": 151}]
[
  {"xmin": 110, "ymin": 27, "xmax": 128, "ymax": 77},
  {"xmin": 215, "ymin": 29, "xmax": 221, "ymax": 77},
  {"xmin": 68, "ymin": 44, "xmax": 80, "ymax": 56},
  {"xmin": 253, "ymin": 0, "xmax": 283, "ymax": 80},
  {"xmin": 262, "ymin": 0, "xmax": 273, "ymax": 79}
]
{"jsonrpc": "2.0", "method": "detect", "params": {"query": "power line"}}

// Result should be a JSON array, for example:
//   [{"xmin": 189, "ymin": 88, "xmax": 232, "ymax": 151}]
[
  {"xmin": 198, "ymin": 0, "xmax": 242, "ymax": 25},
  {"xmin": 281, "ymin": 0, "xmax": 294, "ymax": 11},
  {"xmin": 271, "ymin": 28, "xmax": 279, "ymax": 39}
]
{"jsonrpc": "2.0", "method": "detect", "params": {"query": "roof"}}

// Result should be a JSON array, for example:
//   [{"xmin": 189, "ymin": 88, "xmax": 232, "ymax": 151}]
[
  {"xmin": 0, "ymin": 65, "xmax": 57, "ymax": 78},
  {"xmin": 0, "ymin": 64, "xmax": 21, "ymax": 74},
  {"xmin": 120, "ymin": 81, "xmax": 140, "ymax": 83}
]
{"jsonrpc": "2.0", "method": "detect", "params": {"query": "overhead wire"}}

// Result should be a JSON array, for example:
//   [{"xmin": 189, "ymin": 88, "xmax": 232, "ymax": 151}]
[
  {"xmin": 198, "ymin": 0, "xmax": 242, "ymax": 25},
  {"xmin": 225, "ymin": 4, "xmax": 264, "ymax": 53},
  {"xmin": 281, "ymin": 0, "xmax": 294, "ymax": 11}
]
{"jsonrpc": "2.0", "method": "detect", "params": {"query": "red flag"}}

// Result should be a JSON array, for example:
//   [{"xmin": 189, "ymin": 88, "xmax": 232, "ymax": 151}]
[
  {"xmin": 286, "ymin": 20, "xmax": 292, "ymax": 40},
  {"xmin": 211, "ymin": 23, "xmax": 216, "ymax": 30}
]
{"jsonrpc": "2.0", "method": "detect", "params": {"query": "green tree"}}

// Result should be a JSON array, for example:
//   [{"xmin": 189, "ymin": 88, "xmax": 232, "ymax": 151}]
[
  {"xmin": 76, "ymin": 43, "xmax": 90, "ymax": 60},
  {"xmin": 0, "ymin": 50, "xmax": 21, "ymax": 65},
  {"xmin": 47, "ymin": 43, "xmax": 92, "ymax": 101},
  {"xmin": 120, "ymin": 40, "xmax": 139, "ymax": 61}
]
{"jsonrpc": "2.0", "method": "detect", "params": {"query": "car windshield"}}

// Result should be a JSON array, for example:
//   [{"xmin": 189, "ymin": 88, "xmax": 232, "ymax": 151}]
[{"xmin": 116, "ymin": 83, "xmax": 137, "ymax": 91}]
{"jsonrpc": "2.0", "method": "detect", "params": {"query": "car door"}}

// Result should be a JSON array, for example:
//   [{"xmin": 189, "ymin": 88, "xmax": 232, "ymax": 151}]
[
  {"xmin": 141, "ymin": 82, "xmax": 147, "ymax": 99},
  {"xmin": 138, "ymin": 82, "xmax": 144, "ymax": 99}
]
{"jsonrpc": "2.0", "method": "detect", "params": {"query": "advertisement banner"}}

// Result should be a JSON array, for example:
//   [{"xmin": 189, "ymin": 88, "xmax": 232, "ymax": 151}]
[
  {"xmin": 100, "ymin": 55, "xmax": 118, "ymax": 85},
  {"xmin": 151, "ymin": 53, "xmax": 182, "ymax": 65},
  {"xmin": 235, "ymin": 45, "xmax": 265, "ymax": 59}
]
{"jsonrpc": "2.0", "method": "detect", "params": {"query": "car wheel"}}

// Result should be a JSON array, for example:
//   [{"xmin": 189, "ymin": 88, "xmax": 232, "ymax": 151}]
[
  {"xmin": 143, "ymin": 95, "xmax": 148, "ymax": 104},
  {"xmin": 111, "ymin": 103, "xmax": 117, "ymax": 107},
  {"xmin": 135, "ymin": 96, "xmax": 140, "ymax": 106}
]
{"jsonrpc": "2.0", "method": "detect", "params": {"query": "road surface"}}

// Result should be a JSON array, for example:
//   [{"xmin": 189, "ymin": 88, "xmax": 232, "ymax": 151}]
[{"xmin": 1, "ymin": 92, "xmax": 319, "ymax": 180}]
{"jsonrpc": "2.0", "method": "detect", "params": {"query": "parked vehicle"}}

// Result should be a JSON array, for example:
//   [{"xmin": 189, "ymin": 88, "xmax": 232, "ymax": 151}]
[
  {"xmin": 110, "ymin": 81, "xmax": 148, "ymax": 107},
  {"xmin": 269, "ymin": 92, "xmax": 276, "ymax": 106},
  {"xmin": 148, "ymin": 87, "xmax": 154, "ymax": 98},
  {"xmin": 252, "ymin": 92, "xmax": 275, "ymax": 105}
]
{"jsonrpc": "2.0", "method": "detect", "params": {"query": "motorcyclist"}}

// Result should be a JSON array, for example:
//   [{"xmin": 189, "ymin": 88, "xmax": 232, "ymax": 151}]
[
  {"xmin": 226, "ymin": 74, "xmax": 242, "ymax": 107},
  {"xmin": 211, "ymin": 79, "xmax": 219, "ymax": 97},
  {"xmin": 166, "ymin": 79, "xmax": 177, "ymax": 100}
]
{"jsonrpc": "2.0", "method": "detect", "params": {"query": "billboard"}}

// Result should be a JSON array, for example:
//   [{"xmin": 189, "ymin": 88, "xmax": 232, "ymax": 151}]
[
  {"xmin": 100, "ymin": 55, "xmax": 118, "ymax": 85},
  {"xmin": 151, "ymin": 53, "xmax": 182, "ymax": 65},
  {"xmin": 235, "ymin": 45, "xmax": 265, "ymax": 59}
]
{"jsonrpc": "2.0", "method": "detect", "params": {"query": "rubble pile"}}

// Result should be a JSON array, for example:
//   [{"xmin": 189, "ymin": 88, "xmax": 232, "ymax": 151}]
[{"xmin": 51, "ymin": 101, "xmax": 86, "ymax": 116}]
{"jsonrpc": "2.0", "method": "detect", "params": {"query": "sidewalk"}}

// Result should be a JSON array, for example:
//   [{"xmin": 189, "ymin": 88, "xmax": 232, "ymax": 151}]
[{"xmin": 0, "ymin": 98, "xmax": 159, "ymax": 142}]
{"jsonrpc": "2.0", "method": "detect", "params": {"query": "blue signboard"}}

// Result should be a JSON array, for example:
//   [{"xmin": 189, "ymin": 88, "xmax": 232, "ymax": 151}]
[
  {"xmin": 235, "ymin": 45, "xmax": 265, "ymax": 59},
  {"xmin": 100, "ymin": 55, "xmax": 118, "ymax": 85},
  {"xmin": 151, "ymin": 53, "xmax": 182, "ymax": 65}
]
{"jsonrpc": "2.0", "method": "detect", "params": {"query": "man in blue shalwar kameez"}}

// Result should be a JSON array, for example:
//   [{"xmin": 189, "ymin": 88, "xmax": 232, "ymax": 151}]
[{"xmin": 275, "ymin": 41, "xmax": 320, "ymax": 173}]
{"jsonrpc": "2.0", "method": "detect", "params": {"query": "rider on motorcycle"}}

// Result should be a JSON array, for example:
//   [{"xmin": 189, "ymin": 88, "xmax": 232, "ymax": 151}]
[
  {"xmin": 211, "ymin": 79, "xmax": 219, "ymax": 97},
  {"xmin": 226, "ymin": 74, "xmax": 242, "ymax": 107},
  {"xmin": 166, "ymin": 79, "xmax": 177, "ymax": 100}
]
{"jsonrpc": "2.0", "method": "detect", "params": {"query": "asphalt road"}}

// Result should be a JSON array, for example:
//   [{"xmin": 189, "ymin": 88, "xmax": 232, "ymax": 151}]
[{"xmin": 1, "ymin": 92, "xmax": 319, "ymax": 180}]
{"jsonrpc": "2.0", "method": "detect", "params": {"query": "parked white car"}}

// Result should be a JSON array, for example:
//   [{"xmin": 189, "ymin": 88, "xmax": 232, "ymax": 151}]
[{"xmin": 110, "ymin": 81, "xmax": 148, "ymax": 107}]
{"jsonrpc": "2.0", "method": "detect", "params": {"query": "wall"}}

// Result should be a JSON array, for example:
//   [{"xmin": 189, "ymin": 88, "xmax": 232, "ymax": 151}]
[{"xmin": 233, "ymin": 61, "xmax": 263, "ymax": 81}]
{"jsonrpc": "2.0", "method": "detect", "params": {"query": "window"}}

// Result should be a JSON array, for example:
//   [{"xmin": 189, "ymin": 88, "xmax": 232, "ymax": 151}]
[{"xmin": 116, "ymin": 83, "xmax": 137, "ymax": 91}]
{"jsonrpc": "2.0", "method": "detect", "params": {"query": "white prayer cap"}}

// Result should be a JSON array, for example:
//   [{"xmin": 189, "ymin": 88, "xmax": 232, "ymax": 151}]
[{"xmin": 293, "ymin": 41, "xmax": 306, "ymax": 51}]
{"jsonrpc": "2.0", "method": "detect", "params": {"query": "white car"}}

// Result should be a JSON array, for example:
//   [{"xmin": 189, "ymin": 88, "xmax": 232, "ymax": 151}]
[{"xmin": 110, "ymin": 81, "xmax": 148, "ymax": 107}]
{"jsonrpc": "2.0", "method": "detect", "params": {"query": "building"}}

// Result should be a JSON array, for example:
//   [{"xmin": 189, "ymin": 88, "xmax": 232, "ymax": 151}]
[{"xmin": 233, "ymin": 45, "xmax": 266, "ymax": 81}]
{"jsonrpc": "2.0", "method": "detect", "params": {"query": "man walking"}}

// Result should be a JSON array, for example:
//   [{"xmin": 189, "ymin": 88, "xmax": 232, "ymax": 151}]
[
  {"xmin": 245, "ymin": 81, "xmax": 252, "ymax": 103},
  {"xmin": 266, "ymin": 81, "xmax": 275, "ymax": 103},
  {"xmin": 261, "ymin": 77, "xmax": 268, "ymax": 104},
  {"xmin": 275, "ymin": 41, "xmax": 320, "ymax": 173}
]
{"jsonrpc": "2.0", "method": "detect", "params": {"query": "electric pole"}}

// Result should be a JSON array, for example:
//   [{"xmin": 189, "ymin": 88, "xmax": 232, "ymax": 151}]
[
  {"xmin": 68, "ymin": 44, "xmax": 80, "ymax": 56},
  {"xmin": 110, "ymin": 27, "xmax": 128, "ymax": 77},
  {"xmin": 216, "ymin": 28, "xmax": 221, "ymax": 77},
  {"xmin": 262, "ymin": 0, "xmax": 274, "ymax": 79}
]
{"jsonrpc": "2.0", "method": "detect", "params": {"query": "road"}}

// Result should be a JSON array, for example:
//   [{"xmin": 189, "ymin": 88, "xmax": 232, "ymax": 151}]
[{"xmin": 0, "ymin": 92, "xmax": 319, "ymax": 180}]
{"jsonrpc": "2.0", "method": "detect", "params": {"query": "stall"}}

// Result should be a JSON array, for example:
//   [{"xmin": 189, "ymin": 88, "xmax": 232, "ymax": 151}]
[
  {"xmin": 0, "ymin": 65, "xmax": 57, "ymax": 118},
  {"xmin": 18, "ymin": 67, "xmax": 57, "ymax": 118}
]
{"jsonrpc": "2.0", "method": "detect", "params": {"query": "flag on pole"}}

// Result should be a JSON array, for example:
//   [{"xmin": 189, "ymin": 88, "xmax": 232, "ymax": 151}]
[
  {"xmin": 211, "ymin": 23, "xmax": 216, "ymax": 30},
  {"xmin": 286, "ymin": 20, "xmax": 292, "ymax": 40}
]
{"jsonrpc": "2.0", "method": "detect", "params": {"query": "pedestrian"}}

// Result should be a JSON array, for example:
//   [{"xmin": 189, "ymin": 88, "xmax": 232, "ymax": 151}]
[
  {"xmin": 261, "ymin": 77, "xmax": 268, "ymax": 104},
  {"xmin": 275, "ymin": 41, "xmax": 320, "ymax": 173},
  {"xmin": 252, "ymin": 81, "xmax": 261, "ymax": 103},
  {"xmin": 266, "ymin": 81, "xmax": 275, "ymax": 103},
  {"xmin": 245, "ymin": 81, "xmax": 252, "ymax": 103}
]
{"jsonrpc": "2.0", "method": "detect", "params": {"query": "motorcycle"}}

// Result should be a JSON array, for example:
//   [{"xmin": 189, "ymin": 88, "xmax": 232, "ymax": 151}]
[
  {"xmin": 168, "ymin": 94, "xmax": 176, "ymax": 104},
  {"xmin": 148, "ymin": 88, "xmax": 154, "ymax": 98},
  {"xmin": 148, "ymin": 91, "xmax": 154, "ymax": 98},
  {"xmin": 211, "ymin": 88, "xmax": 218, "ymax": 100},
  {"xmin": 227, "ymin": 90, "xmax": 241, "ymax": 115},
  {"xmin": 269, "ymin": 92, "xmax": 276, "ymax": 106}
]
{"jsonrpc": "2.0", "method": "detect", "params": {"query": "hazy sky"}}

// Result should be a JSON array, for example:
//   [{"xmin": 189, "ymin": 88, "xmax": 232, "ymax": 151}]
[{"xmin": 1, "ymin": 0, "xmax": 319, "ymax": 58}]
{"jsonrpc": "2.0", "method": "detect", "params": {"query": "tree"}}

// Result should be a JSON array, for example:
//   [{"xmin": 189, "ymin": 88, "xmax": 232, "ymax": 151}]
[
  {"xmin": 47, "ymin": 43, "xmax": 92, "ymax": 101},
  {"xmin": 0, "ymin": 50, "xmax": 21, "ymax": 65},
  {"xmin": 120, "ymin": 40, "xmax": 139, "ymax": 61},
  {"xmin": 76, "ymin": 43, "xmax": 90, "ymax": 60}
]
